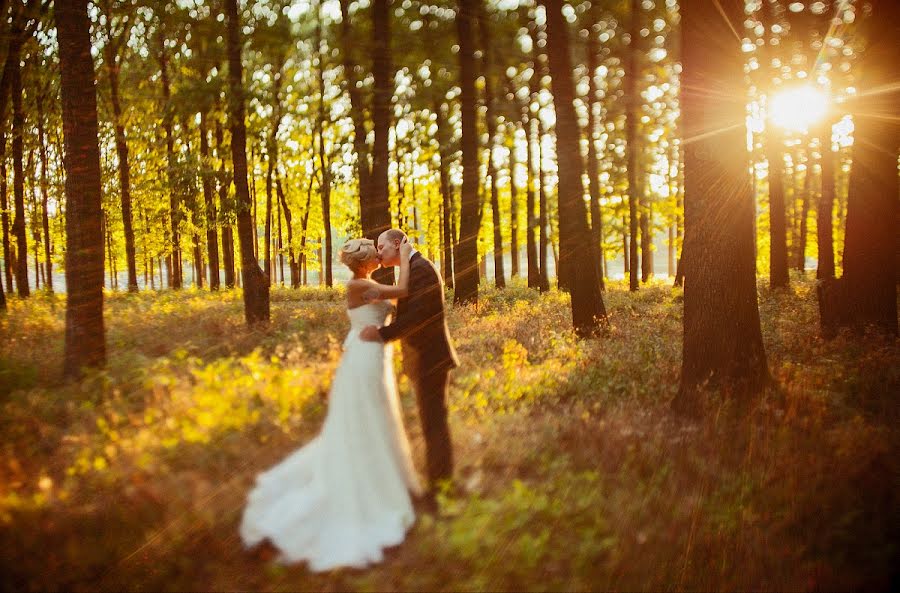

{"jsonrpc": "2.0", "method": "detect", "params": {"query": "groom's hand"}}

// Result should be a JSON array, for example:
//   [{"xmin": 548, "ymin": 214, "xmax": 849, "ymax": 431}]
[{"xmin": 360, "ymin": 325, "xmax": 383, "ymax": 342}]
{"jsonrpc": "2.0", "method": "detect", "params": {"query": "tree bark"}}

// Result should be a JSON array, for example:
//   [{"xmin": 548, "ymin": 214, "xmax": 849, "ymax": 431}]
[
  {"xmin": 56, "ymin": 0, "xmax": 107, "ymax": 377},
  {"xmin": 225, "ymin": 0, "xmax": 269, "ymax": 324},
  {"xmin": 625, "ymin": 0, "xmax": 641, "ymax": 292},
  {"xmin": 508, "ymin": 120, "xmax": 520, "ymax": 279},
  {"xmin": 523, "ymin": 97, "xmax": 540, "ymax": 289},
  {"xmin": 276, "ymin": 175, "xmax": 297, "ymax": 287},
  {"xmin": 454, "ymin": 0, "xmax": 480, "ymax": 305},
  {"xmin": 815, "ymin": 119, "xmax": 835, "ymax": 280},
  {"xmin": 795, "ymin": 151, "xmax": 813, "ymax": 272},
  {"xmin": 542, "ymin": 0, "xmax": 607, "ymax": 336},
  {"xmin": 103, "ymin": 28, "xmax": 137, "ymax": 291},
  {"xmin": 10, "ymin": 37, "xmax": 28, "ymax": 297},
  {"xmin": 819, "ymin": 0, "xmax": 898, "ymax": 337},
  {"xmin": 435, "ymin": 100, "xmax": 455, "ymax": 289},
  {"xmin": 200, "ymin": 110, "xmax": 220, "ymax": 290},
  {"xmin": 215, "ymin": 115, "xmax": 236, "ymax": 289},
  {"xmin": 674, "ymin": 0, "xmax": 768, "ymax": 413},
  {"xmin": 158, "ymin": 39, "xmax": 181, "ymax": 289},
  {"xmin": 36, "ymin": 83, "xmax": 53, "ymax": 292},
  {"xmin": 584, "ymin": 10, "xmax": 605, "ymax": 290},
  {"xmin": 369, "ymin": 0, "xmax": 394, "ymax": 285}
]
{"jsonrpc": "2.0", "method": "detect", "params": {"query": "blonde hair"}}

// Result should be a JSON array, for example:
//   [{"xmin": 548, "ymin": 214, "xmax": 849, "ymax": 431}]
[{"xmin": 339, "ymin": 238, "xmax": 377, "ymax": 272}]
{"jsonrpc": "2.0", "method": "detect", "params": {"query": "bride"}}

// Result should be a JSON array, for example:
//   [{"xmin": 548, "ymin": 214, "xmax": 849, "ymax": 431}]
[{"xmin": 240, "ymin": 238, "xmax": 422, "ymax": 572}]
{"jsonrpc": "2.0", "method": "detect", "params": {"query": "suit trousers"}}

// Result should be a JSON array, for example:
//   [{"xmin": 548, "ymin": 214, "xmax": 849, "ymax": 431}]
[{"xmin": 410, "ymin": 366, "xmax": 453, "ymax": 488}]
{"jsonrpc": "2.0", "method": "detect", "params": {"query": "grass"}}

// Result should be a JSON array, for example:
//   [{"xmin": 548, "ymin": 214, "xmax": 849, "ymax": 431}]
[{"xmin": 0, "ymin": 276, "xmax": 897, "ymax": 591}]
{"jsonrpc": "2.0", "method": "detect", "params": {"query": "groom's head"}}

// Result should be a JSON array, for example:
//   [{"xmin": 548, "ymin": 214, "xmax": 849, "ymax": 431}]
[{"xmin": 376, "ymin": 229, "xmax": 408, "ymax": 267}]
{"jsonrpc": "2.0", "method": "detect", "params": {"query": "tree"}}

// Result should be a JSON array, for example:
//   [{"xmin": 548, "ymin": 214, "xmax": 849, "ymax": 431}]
[
  {"xmin": 583, "ymin": 5, "xmax": 605, "ymax": 291},
  {"xmin": 454, "ymin": 0, "xmax": 480, "ymax": 305},
  {"xmin": 369, "ymin": 0, "xmax": 393, "ymax": 284},
  {"xmin": 674, "ymin": 0, "xmax": 768, "ymax": 413},
  {"xmin": 542, "ymin": 0, "xmax": 606, "ymax": 337},
  {"xmin": 56, "ymin": 0, "xmax": 107, "ymax": 377},
  {"xmin": 815, "ymin": 118, "xmax": 835, "ymax": 280},
  {"xmin": 624, "ymin": 0, "xmax": 640, "ymax": 292},
  {"xmin": 818, "ymin": 0, "xmax": 899, "ymax": 337},
  {"xmin": 224, "ymin": 0, "xmax": 269, "ymax": 324},
  {"xmin": 99, "ymin": 0, "xmax": 138, "ymax": 292}
]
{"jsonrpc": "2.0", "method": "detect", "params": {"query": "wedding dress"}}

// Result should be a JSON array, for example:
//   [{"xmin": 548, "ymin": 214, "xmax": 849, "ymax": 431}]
[{"xmin": 240, "ymin": 301, "xmax": 422, "ymax": 571}]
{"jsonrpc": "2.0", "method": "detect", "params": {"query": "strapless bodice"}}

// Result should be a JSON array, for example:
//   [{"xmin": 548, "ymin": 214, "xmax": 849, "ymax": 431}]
[{"xmin": 346, "ymin": 301, "xmax": 393, "ymax": 330}]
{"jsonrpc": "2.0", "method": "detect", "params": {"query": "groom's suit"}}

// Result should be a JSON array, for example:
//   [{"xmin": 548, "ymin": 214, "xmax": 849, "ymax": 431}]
[{"xmin": 378, "ymin": 252, "xmax": 459, "ymax": 487}]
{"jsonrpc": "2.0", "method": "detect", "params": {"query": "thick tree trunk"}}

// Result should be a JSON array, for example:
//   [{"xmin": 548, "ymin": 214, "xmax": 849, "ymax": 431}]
[
  {"xmin": 819, "ymin": 0, "xmax": 898, "ymax": 337},
  {"xmin": 369, "ymin": 0, "xmax": 394, "ymax": 285},
  {"xmin": 542, "ymin": 0, "xmax": 607, "ymax": 336},
  {"xmin": 815, "ymin": 119, "xmax": 835, "ymax": 280},
  {"xmin": 625, "ymin": 0, "xmax": 640, "ymax": 292},
  {"xmin": 104, "ymin": 43, "xmax": 137, "ymax": 291},
  {"xmin": 225, "ymin": 0, "xmax": 269, "ymax": 324},
  {"xmin": 454, "ymin": 0, "xmax": 480, "ymax": 305},
  {"xmin": 56, "ymin": 0, "xmax": 107, "ymax": 377},
  {"xmin": 674, "ymin": 0, "xmax": 768, "ymax": 413},
  {"xmin": 10, "ymin": 39, "xmax": 28, "ymax": 297}
]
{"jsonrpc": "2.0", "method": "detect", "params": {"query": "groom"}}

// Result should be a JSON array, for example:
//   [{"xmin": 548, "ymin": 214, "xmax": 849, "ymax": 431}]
[{"xmin": 360, "ymin": 229, "xmax": 459, "ymax": 493}]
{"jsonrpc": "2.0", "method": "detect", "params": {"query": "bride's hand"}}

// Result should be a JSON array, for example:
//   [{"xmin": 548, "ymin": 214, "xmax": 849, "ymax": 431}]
[{"xmin": 400, "ymin": 242, "xmax": 413, "ymax": 260}]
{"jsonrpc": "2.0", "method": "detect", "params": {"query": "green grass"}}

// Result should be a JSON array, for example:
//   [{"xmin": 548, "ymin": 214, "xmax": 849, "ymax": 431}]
[{"xmin": 0, "ymin": 277, "xmax": 897, "ymax": 591}]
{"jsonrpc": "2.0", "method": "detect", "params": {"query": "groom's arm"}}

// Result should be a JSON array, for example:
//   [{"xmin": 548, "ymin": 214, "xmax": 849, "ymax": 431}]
[{"xmin": 377, "ymin": 261, "xmax": 436, "ymax": 343}]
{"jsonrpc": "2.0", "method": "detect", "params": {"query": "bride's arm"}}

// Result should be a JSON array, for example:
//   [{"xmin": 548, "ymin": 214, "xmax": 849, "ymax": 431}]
[{"xmin": 363, "ymin": 243, "xmax": 412, "ymax": 300}]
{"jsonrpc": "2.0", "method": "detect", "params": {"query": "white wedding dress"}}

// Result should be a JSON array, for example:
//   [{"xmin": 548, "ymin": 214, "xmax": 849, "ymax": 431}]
[{"xmin": 240, "ymin": 301, "xmax": 422, "ymax": 572}]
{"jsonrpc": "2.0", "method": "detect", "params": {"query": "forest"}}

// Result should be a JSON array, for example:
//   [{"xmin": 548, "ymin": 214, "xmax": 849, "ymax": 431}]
[{"xmin": 0, "ymin": 0, "xmax": 898, "ymax": 590}]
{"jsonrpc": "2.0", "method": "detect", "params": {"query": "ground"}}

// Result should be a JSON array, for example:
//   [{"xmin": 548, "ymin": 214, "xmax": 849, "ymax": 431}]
[{"xmin": 1, "ymin": 277, "xmax": 897, "ymax": 592}]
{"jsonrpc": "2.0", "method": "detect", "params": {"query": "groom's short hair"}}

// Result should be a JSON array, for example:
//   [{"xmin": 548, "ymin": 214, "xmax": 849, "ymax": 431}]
[{"xmin": 382, "ymin": 229, "xmax": 407, "ymax": 244}]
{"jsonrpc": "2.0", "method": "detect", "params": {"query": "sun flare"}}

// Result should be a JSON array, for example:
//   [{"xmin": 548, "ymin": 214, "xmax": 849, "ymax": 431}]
[{"xmin": 768, "ymin": 86, "xmax": 829, "ymax": 132}]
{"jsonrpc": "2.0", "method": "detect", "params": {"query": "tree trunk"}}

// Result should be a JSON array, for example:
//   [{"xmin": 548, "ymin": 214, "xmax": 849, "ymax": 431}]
[
  {"xmin": 523, "ymin": 101, "xmax": 540, "ymax": 289},
  {"xmin": 200, "ymin": 111, "xmax": 220, "ymax": 290},
  {"xmin": 674, "ymin": 0, "xmax": 768, "ymax": 413},
  {"xmin": 56, "ymin": 0, "xmax": 107, "ymax": 377},
  {"xmin": 370, "ymin": 0, "xmax": 394, "ymax": 285},
  {"xmin": 276, "ymin": 175, "xmax": 297, "ymax": 287},
  {"xmin": 508, "ymin": 121, "xmax": 520, "ymax": 279},
  {"xmin": 264, "ymin": 52, "xmax": 285, "ymax": 283},
  {"xmin": 766, "ymin": 128, "xmax": 789, "ymax": 288},
  {"xmin": 542, "ymin": 0, "xmax": 607, "ymax": 336},
  {"xmin": 436, "ymin": 101, "xmax": 455, "ymax": 289},
  {"xmin": 225, "ymin": 0, "xmax": 269, "ymax": 324},
  {"xmin": 158, "ymin": 41, "xmax": 181, "ymax": 289},
  {"xmin": 815, "ymin": 119, "xmax": 835, "ymax": 280},
  {"xmin": 10, "ymin": 38, "xmax": 28, "ymax": 297},
  {"xmin": 819, "ymin": 0, "xmax": 898, "ymax": 337},
  {"xmin": 36, "ymin": 88, "xmax": 53, "ymax": 292},
  {"xmin": 215, "ymin": 115, "xmax": 236, "ymax": 289},
  {"xmin": 104, "ymin": 41, "xmax": 137, "ymax": 291},
  {"xmin": 454, "ymin": 0, "xmax": 480, "ymax": 305},
  {"xmin": 795, "ymin": 151, "xmax": 813, "ymax": 272},
  {"xmin": 625, "ymin": 0, "xmax": 640, "ymax": 292},
  {"xmin": 584, "ymin": 11, "xmax": 605, "ymax": 290},
  {"xmin": 477, "ymin": 0, "xmax": 505, "ymax": 289}
]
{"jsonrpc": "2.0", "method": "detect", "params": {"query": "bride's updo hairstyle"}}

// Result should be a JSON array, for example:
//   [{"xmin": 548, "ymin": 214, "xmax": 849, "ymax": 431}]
[{"xmin": 339, "ymin": 238, "xmax": 377, "ymax": 272}]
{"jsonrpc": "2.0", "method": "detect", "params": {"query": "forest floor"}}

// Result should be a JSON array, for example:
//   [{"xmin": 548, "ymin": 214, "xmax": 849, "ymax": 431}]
[{"xmin": 1, "ymin": 276, "xmax": 898, "ymax": 592}]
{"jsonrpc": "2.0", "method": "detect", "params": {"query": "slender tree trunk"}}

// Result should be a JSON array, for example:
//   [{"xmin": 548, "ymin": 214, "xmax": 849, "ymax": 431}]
[
  {"xmin": 216, "ymin": 115, "xmax": 236, "ymax": 289},
  {"xmin": 537, "ymin": 115, "xmax": 550, "ymax": 292},
  {"xmin": 37, "ymin": 90, "xmax": 53, "ymax": 292},
  {"xmin": 200, "ymin": 111, "xmax": 220, "ymax": 290},
  {"xmin": 624, "ymin": 0, "xmax": 640, "ymax": 292},
  {"xmin": 299, "ymin": 173, "xmax": 314, "ymax": 287},
  {"xmin": 542, "ymin": 0, "xmax": 606, "ymax": 335},
  {"xmin": 795, "ymin": 151, "xmax": 813, "ymax": 272},
  {"xmin": 584, "ymin": 12, "xmax": 605, "ymax": 290},
  {"xmin": 264, "ymin": 53, "xmax": 285, "ymax": 283},
  {"xmin": 454, "ymin": 0, "xmax": 480, "ymax": 304},
  {"xmin": 767, "ymin": 129, "xmax": 789, "ymax": 288},
  {"xmin": 57, "ymin": 0, "xmax": 107, "ymax": 377},
  {"xmin": 508, "ymin": 122, "xmax": 520, "ymax": 279},
  {"xmin": 104, "ymin": 42, "xmax": 137, "ymax": 291},
  {"xmin": 435, "ymin": 101, "xmax": 455, "ymax": 289},
  {"xmin": 10, "ymin": 39, "xmax": 28, "ymax": 297},
  {"xmin": 225, "ymin": 0, "xmax": 269, "ymax": 324},
  {"xmin": 819, "ymin": 0, "xmax": 898, "ymax": 336},
  {"xmin": 674, "ymin": 0, "xmax": 768, "ymax": 412},
  {"xmin": 276, "ymin": 175, "xmax": 296, "ymax": 287},
  {"xmin": 1, "ymin": 136, "xmax": 11, "ymax": 294},
  {"xmin": 523, "ymin": 105, "xmax": 540, "ymax": 289},
  {"xmin": 158, "ymin": 42, "xmax": 181, "ymax": 289},
  {"xmin": 816, "ymin": 119, "xmax": 835, "ymax": 280},
  {"xmin": 477, "ymin": 0, "xmax": 505, "ymax": 288}
]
